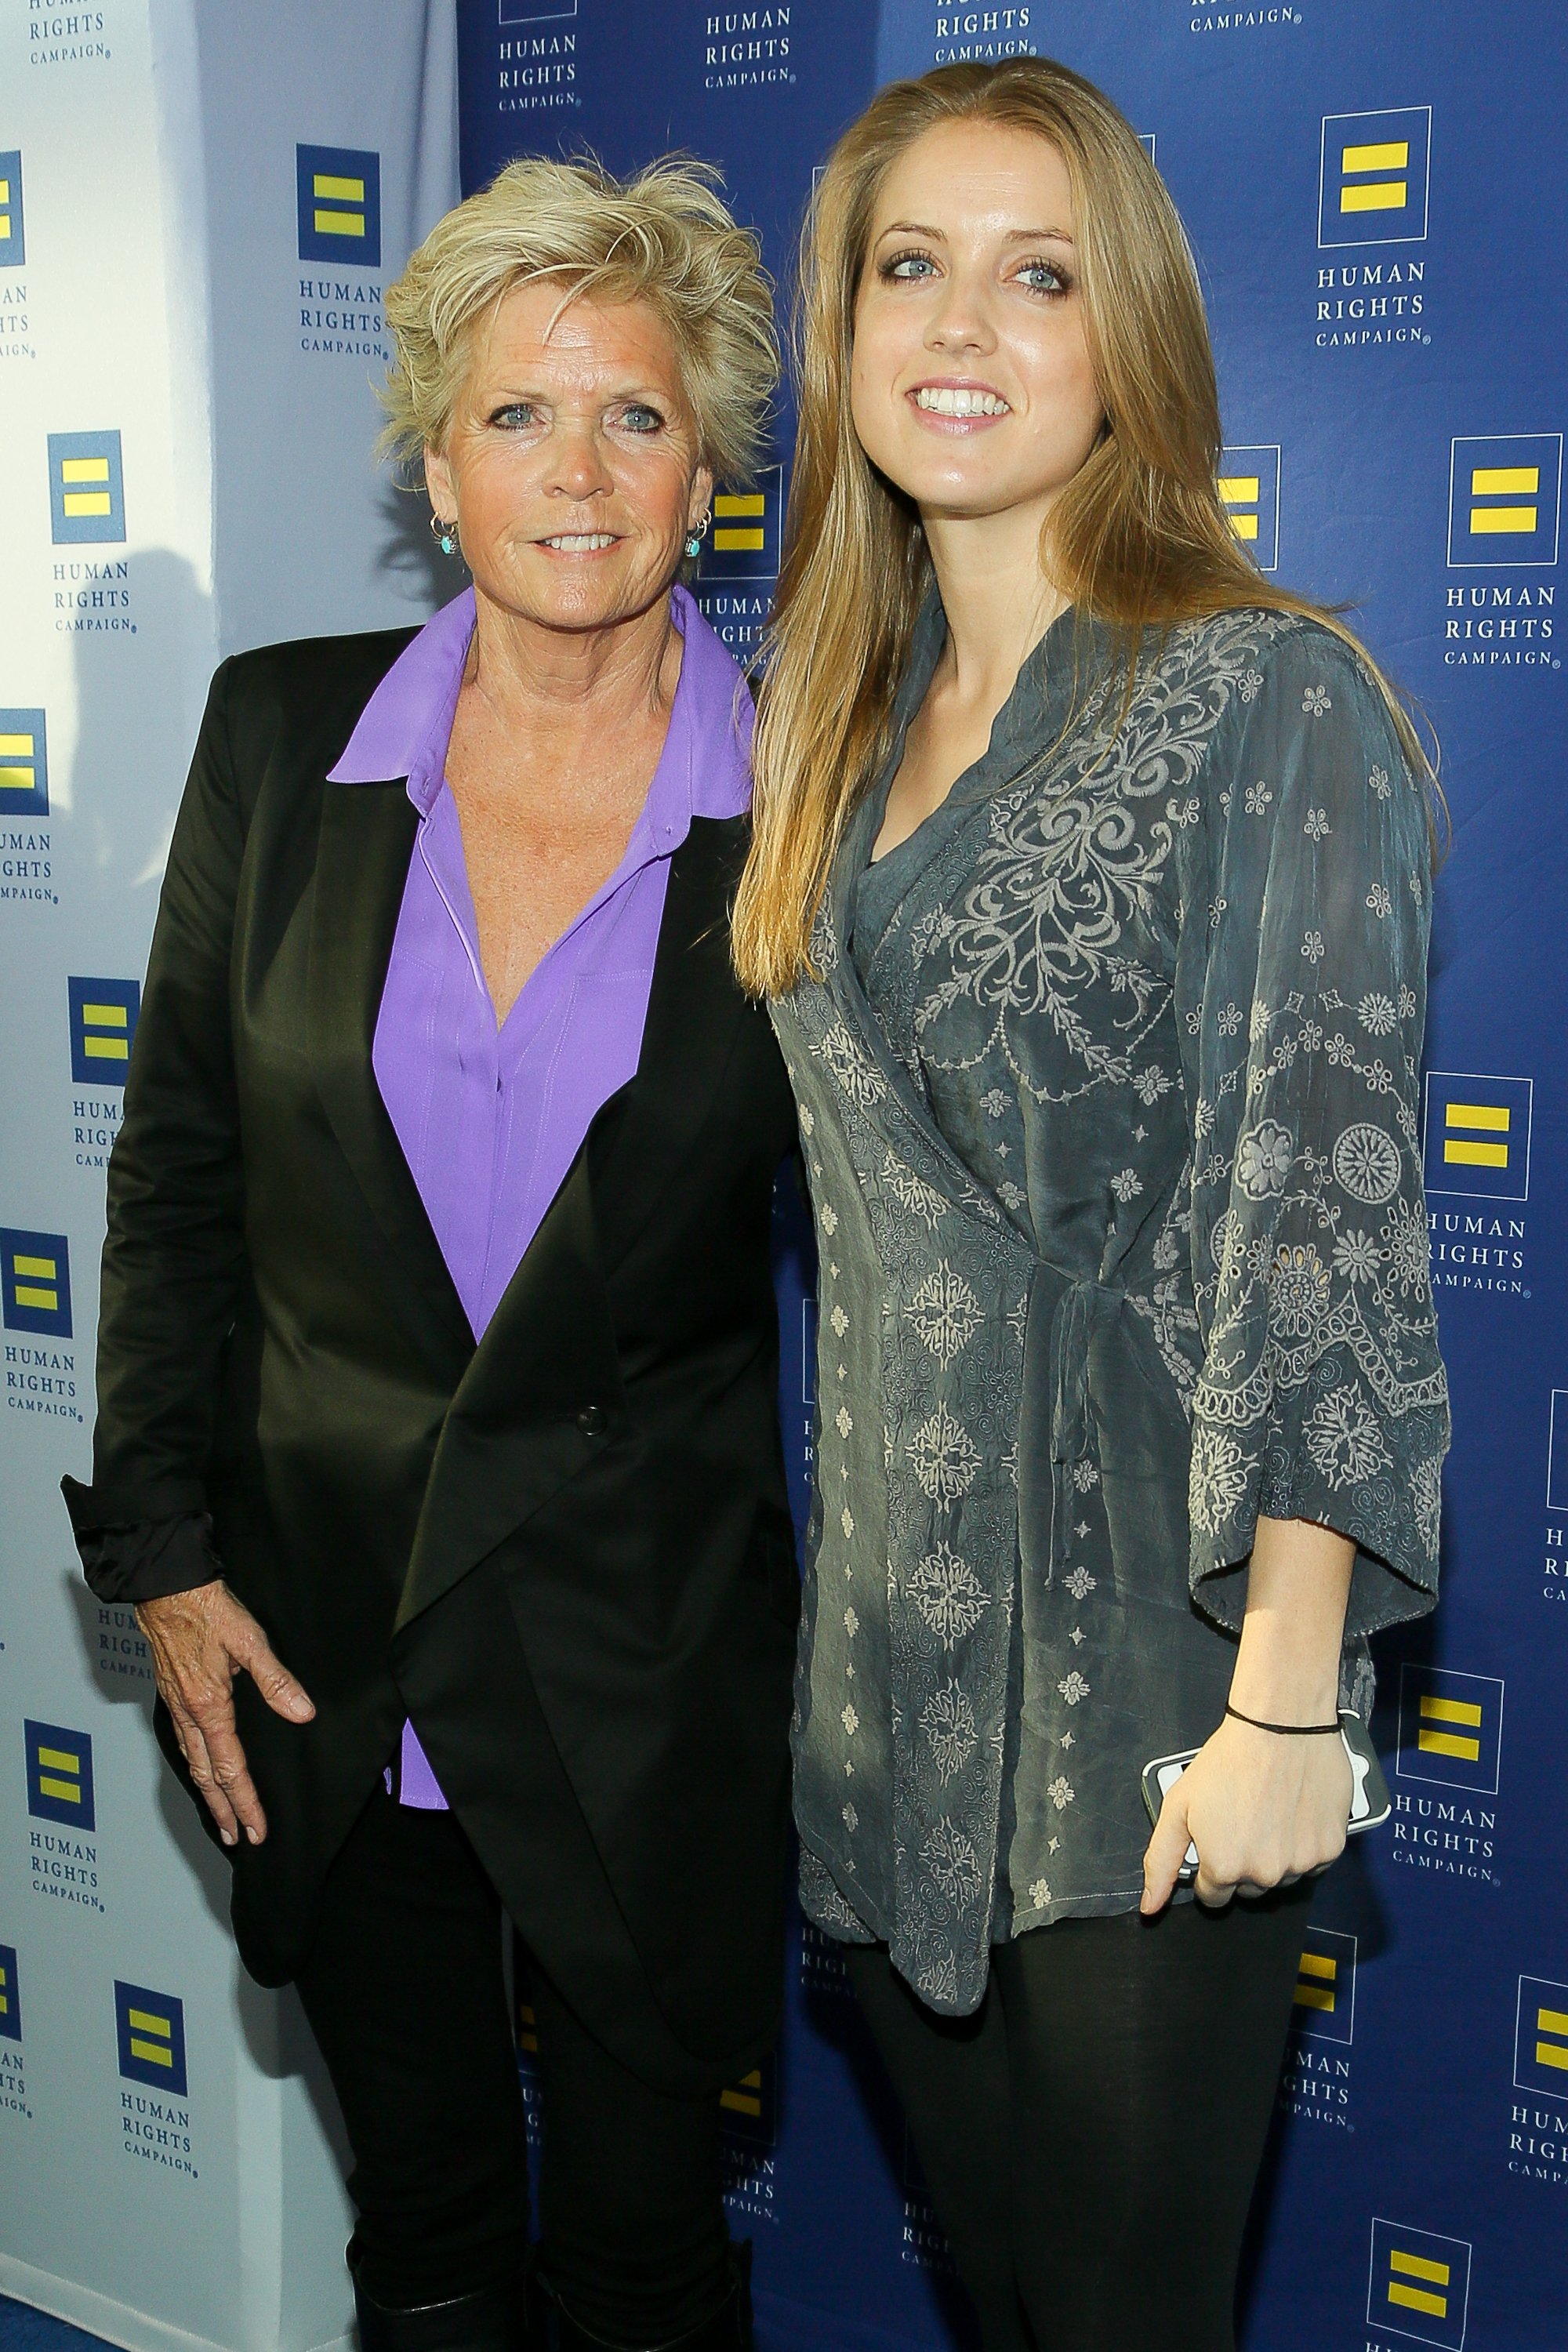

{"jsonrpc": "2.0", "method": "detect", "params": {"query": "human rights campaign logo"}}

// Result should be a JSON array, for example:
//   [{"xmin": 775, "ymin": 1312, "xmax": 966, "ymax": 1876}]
[
  {"xmin": 0, "ymin": 712, "xmax": 48, "ymax": 818},
  {"xmin": 68, "ymin": 978, "xmax": 140, "ymax": 1087},
  {"xmin": 1218, "ymin": 447, "xmax": 1279, "ymax": 574},
  {"xmin": 696, "ymin": 466, "xmax": 783, "ymax": 586},
  {"xmin": 1447, "ymin": 435, "xmax": 1562, "ymax": 568},
  {"xmin": 719, "ymin": 2053, "xmax": 778, "ymax": 2149},
  {"xmin": 1292, "ymin": 1926, "xmax": 1357, "ymax": 2047},
  {"xmin": 1396, "ymin": 1666, "xmax": 1503, "ymax": 1798},
  {"xmin": 1, "ymin": 1231, "xmax": 71, "ymax": 1338},
  {"xmin": 1423, "ymin": 1073, "xmax": 1532, "ymax": 1203},
  {"xmin": 296, "ymin": 147, "xmax": 381, "ymax": 268},
  {"xmin": 48, "ymin": 432, "xmax": 125, "ymax": 545},
  {"xmin": 0, "ymin": 151, "xmax": 24, "ymax": 270},
  {"xmin": 1514, "ymin": 1975, "xmax": 1568, "ymax": 2099},
  {"xmin": 0, "ymin": 1946, "xmax": 20, "ymax": 2044},
  {"xmin": 114, "ymin": 1982, "xmax": 187, "ymax": 2097},
  {"xmin": 24, "ymin": 1721, "xmax": 94, "ymax": 1830},
  {"xmin": 1367, "ymin": 2220, "xmax": 1471, "ymax": 2350},
  {"xmin": 1319, "ymin": 108, "xmax": 1431, "ymax": 247}
]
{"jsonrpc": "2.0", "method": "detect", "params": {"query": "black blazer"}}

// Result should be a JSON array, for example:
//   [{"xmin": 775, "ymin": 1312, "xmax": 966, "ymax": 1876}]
[{"xmin": 64, "ymin": 630, "xmax": 800, "ymax": 2095}]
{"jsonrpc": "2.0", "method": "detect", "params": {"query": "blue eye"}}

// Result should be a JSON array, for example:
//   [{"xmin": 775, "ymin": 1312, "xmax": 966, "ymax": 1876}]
[
  {"xmin": 622, "ymin": 404, "xmax": 665, "ymax": 434},
  {"xmin": 1016, "ymin": 260, "xmax": 1070, "ymax": 296},
  {"xmin": 883, "ymin": 250, "xmax": 938, "ymax": 282},
  {"xmin": 490, "ymin": 403, "xmax": 537, "ymax": 430}
]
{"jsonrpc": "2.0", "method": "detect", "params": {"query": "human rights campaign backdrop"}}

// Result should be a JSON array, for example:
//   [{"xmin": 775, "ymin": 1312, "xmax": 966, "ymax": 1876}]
[
  {"xmin": 456, "ymin": 6, "xmax": 1568, "ymax": 2352},
  {"xmin": 0, "ymin": 5, "xmax": 459, "ymax": 2350}
]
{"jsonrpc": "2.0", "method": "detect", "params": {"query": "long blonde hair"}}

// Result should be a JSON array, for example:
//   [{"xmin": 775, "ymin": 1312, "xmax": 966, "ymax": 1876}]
[{"xmin": 733, "ymin": 59, "xmax": 1436, "ymax": 998}]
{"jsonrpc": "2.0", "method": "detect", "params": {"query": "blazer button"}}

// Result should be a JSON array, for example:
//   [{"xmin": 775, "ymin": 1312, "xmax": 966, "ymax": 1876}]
[{"xmin": 576, "ymin": 1405, "xmax": 607, "ymax": 1438}]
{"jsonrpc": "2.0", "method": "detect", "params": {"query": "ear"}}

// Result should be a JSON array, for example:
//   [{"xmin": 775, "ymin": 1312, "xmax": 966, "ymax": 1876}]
[
  {"xmin": 688, "ymin": 463, "xmax": 715, "ymax": 535},
  {"xmin": 424, "ymin": 441, "xmax": 458, "ymax": 525}
]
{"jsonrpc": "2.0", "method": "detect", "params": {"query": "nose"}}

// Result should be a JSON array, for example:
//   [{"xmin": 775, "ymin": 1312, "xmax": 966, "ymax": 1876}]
[
  {"xmin": 548, "ymin": 416, "xmax": 614, "ymax": 503},
  {"xmin": 924, "ymin": 265, "xmax": 996, "ymax": 358}
]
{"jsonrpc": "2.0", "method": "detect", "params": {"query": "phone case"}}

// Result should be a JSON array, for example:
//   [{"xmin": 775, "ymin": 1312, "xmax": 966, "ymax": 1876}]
[{"xmin": 1140, "ymin": 1711, "xmax": 1392, "ymax": 1885}]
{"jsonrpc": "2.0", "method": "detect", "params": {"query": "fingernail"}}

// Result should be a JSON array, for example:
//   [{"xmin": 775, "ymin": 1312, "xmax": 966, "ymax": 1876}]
[
  {"xmin": 246, "ymin": 1827, "xmax": 260, "ymax": 1845},
  {"xmin": 221, "ymin": 1830, "xmax": 235, "ymax": 1846}
]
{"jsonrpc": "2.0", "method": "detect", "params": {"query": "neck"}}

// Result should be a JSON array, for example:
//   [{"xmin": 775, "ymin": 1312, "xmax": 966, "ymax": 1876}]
[
  {"xmin": 920, "ymin": 498, "xmax": 1069, "ymax": 708},
  {"xmin": 464, "ymin": 581, "xmax": 682, "ymax": 741}
]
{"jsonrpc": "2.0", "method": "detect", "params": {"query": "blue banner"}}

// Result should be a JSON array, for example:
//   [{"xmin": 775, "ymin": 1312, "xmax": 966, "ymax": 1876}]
[{"xmin": 459, "ymin": 7, "xmax": 1567, "ymax": 2347}]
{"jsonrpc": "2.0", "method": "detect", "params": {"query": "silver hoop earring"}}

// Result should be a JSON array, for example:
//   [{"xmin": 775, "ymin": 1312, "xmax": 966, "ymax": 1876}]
[
  {"xmin": 684, "ymin": 511, "xmax": 711, "ymax": 562},
  {"xmin": 430, "ymin": 513, "xmax": 459, "ymax": 558}
]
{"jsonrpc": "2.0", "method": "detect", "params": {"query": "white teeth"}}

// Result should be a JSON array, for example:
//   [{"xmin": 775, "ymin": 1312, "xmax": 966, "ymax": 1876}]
[
  {"xmin": 913, "ymin": 386, "xmax": 1011, "ymax": 418},
  {"xmin": 543, "ymin": 533, "xmax": 616, "ymax": 551}
]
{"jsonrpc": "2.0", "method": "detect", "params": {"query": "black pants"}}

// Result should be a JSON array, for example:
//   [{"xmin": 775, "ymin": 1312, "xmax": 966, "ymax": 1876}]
[
  {"xmin": 846, "ymin": 1883, "xmax": 1313, "ymax": 2352},
  {"xmin": 294, "ymin": 1788, "xmax": 730, "ymax": 2341}
]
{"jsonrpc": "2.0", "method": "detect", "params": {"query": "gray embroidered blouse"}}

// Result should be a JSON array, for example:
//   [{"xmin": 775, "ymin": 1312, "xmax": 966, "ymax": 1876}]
[{"xmin": 770, "ymin": 598, "xmax": 1450, "ymax": 2016}]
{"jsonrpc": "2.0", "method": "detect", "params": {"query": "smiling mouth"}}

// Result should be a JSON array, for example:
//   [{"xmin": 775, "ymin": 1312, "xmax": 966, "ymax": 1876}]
[
  {"xmin": 539, "ymin": 532, "xmax": 619, "ymax": 553},
  {"xmin": 911, "ymin": 386, "xmax": 1011, "ymax": 419}
]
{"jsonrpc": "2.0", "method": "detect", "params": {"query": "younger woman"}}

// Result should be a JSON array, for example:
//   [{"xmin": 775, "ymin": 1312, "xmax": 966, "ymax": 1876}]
[{"xmin": 735, "ymin": 59, "xmax": 1448, "ymax": 2352}]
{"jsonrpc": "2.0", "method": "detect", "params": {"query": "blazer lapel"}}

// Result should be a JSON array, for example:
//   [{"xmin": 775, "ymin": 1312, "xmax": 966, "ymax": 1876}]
[
  {"xmin": 306, "ymin": 778, "xmax": 474, "ymax": 1387},
  {"xmin": 394, "ymin": 815, "xmax": 751, "ymax": 1629},
  {"xmin": 589, "ymin": 814, "xmax": 750, "ymax": 1276}
]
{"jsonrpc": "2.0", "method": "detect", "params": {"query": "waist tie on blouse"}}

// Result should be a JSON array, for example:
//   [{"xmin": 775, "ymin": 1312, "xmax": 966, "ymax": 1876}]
[{"xmin": 1019, "ymin": 1267, "xmax": 1126, "ymax": 1592}]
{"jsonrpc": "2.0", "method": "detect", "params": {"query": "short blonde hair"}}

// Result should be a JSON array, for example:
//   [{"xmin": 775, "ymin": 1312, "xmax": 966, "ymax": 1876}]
[{"xmin": 382, "ymin": 154, "xmax": 778, "ymax": 482}]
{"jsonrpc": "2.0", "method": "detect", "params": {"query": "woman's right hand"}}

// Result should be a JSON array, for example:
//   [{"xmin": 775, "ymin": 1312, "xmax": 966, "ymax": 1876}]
[{"xmin": 136, "ymin": 1581, "xmax": 315, "ymax": 1847}]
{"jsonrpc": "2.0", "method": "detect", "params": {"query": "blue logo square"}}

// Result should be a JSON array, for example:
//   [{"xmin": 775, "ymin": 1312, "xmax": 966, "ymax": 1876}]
[
  {"xmin": 1515, "ymin": 1975, "xmax": 1568, "ymax": 2099},
  {"xmin": 1396, "ymin": 1664, "xmax": 1503, "ymax": 1798},
  {"xmin": 1319, "ymin": 107, "xmax": 1432, "ymax": 247},
  {"xmin": 695, "ymin": 466, "xmax": 783, "ymax": 586},
  {"xmin": 48, "ymin": 431, "xmax": 125, "ymax": 545},
  {"xmin": 1367, "ymin": 2218, "xmax": 1471, "ymax": 2350},
  {"xmin": 1447, "ymin": 435, "xmax": 1561, "ymax": 568},
  {"xmin": 114, "ymin": 1982, "xmax": 187, "ymax": 2097},
  {"xmin": 2, "ymin": 1229, "xmax": 71, "ymax": 1338},
  {"xmin": 0, "ymin": 710, "xmax": 49, "ymax": 818},
  {"xmin": 1292, "ymin": 1926, "xmax": 1357, "ymax": 2046},
  {"xmin": 0, "ymin": 152, "xmax": 24, "ymax": 270},
  {"xmin": 1422, "ymin": 1071, "xmax": 1532, "ymax": 1202},
  {"xmin": 68, "ymin": 978, "xmax": 140, "ymax": 1088},
  {"xmin": 0, "ymin": 1944, "xmax": 20, "ymax": 2044},
  {"xmin": 296, "ymin": 146, "xmax": 381, "ymax": 267},
  {"xmin": 1218, "ymin": 445, "xmax": 1280, "ymax": 573},
  {"xmin": 24, "ymin": 1720, "xmax": 94, "ymax": 1831}
]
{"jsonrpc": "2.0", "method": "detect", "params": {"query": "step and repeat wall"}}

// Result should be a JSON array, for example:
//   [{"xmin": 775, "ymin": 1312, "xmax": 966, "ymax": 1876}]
[
  {"xmin": 0, "ymin": 5, "xmax": 459, "ymax": 2349},
  {"xmin": 455, "ymin": 5, "xmax": 1566, "ymax": 2352}
]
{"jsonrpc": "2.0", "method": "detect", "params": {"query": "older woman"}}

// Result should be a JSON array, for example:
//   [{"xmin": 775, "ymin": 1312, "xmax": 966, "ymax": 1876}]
[{"xmin": 62, "ymin": 158, "xmax": 795, "ymax": 2352}]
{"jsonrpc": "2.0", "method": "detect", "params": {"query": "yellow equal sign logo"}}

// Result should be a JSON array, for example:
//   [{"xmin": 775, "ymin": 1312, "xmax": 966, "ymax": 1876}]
[
  {"xmin": 0, "ymin": 724, "xmax": 38, "ymax": 794},
  {"xmin": 1295, "ymin": 1948, "xmax": 1338, "ymax": 2013},
  {"xmin": 1468, "ymin": 462, "xmax": 1539, "ymax": 539},
  {"xmin": 0, "ymin": 1943, "xmax": 18, "ymax": 2044},
  {"xmin": 126, "ymin": 2005, "xmax": 174, "ymax": 2069},
  {"xmin": 58, "ymin": 453, "xmax": 111, "ymax": 520},
  {"xmin": 33, "ymin": 1737, "xmax": 79, "ymax": 1802},
  {"xmin": 24, "ymin": 1717, "xmax": 94, "ymax": 1826},
  {"xmin": 12, "ymin": 1249, "xmax": 59, "ymax": 1316},
  {"xmin": 1339, "ymin": 136, "xmax": 1409, "ymax": 216},
  {"xmin": 81, "ymin": 1002, "xmax": 129, "ymax": 1061},
  {"xmin": 516, "ymin": 2000, "xmax": 539, "ymax": 2056},
  {"xmin": 1218, "ymin": 472, "xmax": 1260, "ymax": 542},
  {"xmin": 712, "ymin": 491, "xmax": 765, "ymax": 554},
  {"xmin": 313, "ymin": 169, "xmax": 366, "ymax": 241},
  {"xmin": 1417, "ymin": 1692, "xmax": 1482, "ymax": 1762},
  {"xmin": 1442, "ymin": 1098, "xmax": 1509, "ymax": 1169},
  {"xmin": 720, "ymin": 2066, "xmax": 764, "ymax": 2119},
  {"xmin": 1533, "ymin": 1999, "xmax": 1568, "ymax": 2074},
  {"xmin": 1388, "ymin": 2247, "xmax": 1450, "ymax": 2320}
]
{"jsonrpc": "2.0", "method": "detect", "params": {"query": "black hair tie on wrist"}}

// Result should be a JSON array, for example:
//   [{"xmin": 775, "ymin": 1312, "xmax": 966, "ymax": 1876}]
[{"xmin": 1225, "ymin": 1702, "xmax": 1343, "ymax": 1737}]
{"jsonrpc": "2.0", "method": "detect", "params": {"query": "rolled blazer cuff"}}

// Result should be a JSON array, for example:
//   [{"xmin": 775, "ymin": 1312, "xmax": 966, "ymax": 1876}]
[{"xmin": 60, "ymin": 1479, "xmax": 223, "ymax": 1603}]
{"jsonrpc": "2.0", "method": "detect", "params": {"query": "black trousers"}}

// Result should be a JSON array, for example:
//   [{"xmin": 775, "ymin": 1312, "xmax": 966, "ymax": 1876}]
[
  {"xmin": 294, "ymin": 1788, "xmax": 730, "ymax": 2341},
  {"xmin": 846, "ymin": 1882, "xmax": 1314, "ymax": 2352}
]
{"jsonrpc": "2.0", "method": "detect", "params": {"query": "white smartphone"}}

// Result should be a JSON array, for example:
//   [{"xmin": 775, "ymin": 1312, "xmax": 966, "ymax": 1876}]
[{"xmin": 1139, "ymin": 1711, "xmax": 1392, "ymax": 1885}]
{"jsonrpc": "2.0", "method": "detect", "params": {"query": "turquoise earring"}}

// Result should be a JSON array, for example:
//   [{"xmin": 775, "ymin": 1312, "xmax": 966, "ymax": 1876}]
[
  {"xmin": 430, "ymin": 513, "xmax": 459, "ymax": 558},
  {"xmin": 685, "ymin": 511, "xmax": 710, "ymax": 563}
]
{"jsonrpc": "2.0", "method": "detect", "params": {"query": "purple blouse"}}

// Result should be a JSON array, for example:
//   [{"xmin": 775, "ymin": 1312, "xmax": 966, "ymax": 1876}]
[{"xmin": 327, "ymin": 583, "xmax": 753, "ymax": 1806}]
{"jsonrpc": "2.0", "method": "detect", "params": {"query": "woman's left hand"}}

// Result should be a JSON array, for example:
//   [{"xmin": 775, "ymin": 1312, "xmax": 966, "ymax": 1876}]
[{"xmin": 1140, "ymin": 1710, "xmax": 1352, "ymax": 1915}]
